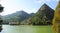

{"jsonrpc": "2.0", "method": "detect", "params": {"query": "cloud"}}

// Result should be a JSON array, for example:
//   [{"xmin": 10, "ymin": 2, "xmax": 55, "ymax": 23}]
[
  {"xmin": 29, "ymin": 8, "xmax": 38, "ymax": 13},
  {"xmin": 22, "ymin": 8, "xmax": 38, "ymax": 14},
  {"xmin": 0, "ymin": 0, "xmax": 1, "ymax": 2},
  {"xmin": 35, "ymin": 0, "xmax": 58, "ymax": 3}
]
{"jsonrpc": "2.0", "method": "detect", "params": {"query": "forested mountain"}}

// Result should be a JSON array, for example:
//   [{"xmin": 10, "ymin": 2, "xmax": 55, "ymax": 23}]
[
  {"xmin": 21, "ymin": 4, "xmax": 54, "ymax": 25},
  {"xmin": 2, "ymin": 10, "xmax": 34, "ymax": 24},
  {"xmin": 2, "ymin": 4, "xmax": 54, "ymax": 25}
]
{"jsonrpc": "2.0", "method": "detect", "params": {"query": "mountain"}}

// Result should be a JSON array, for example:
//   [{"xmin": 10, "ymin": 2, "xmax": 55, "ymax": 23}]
[
  {"xmin": 36, "ymin": 4, "xmax": 54, "ymax": 19},
  {"xmin": 30, "ymin": 13, "xmax": 35, "ymax": 16},
  {"xmin": 21, "ymin": 4, "xmax": 54, "ymax": 25},
  {"xmin": 3, "ymin": 11, "xmax": 29, "ymax": 18},
  {"xmin": 3, "ymin": 10, "xmax": 34, "ymax": 24}
]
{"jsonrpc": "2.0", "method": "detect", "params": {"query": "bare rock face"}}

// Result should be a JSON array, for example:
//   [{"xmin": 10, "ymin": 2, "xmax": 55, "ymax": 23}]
[
  {"xmin": 53, "ymin": 1, "xmax": 60, "ymax": 33},
  {"xmin": 0, "ymin": 4, "xmax": 4, "ymax": 32}
]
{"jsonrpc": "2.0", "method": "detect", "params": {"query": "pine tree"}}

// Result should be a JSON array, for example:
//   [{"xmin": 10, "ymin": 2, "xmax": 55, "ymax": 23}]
[{"xmin": 53, "ymin": 0, "xmax": 60, "ymax": 33}]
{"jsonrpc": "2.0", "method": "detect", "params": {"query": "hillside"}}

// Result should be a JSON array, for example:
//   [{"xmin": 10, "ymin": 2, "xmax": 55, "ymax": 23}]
[
  {"xmin": 21, "ymin": 4, "xmax": 54, "ymax": 25},
  {"xmin": 3, "ymin": 10, "xmax": 34, "ymax": 24}
]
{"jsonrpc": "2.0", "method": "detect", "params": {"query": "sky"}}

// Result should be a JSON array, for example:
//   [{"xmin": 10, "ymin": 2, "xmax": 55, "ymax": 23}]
[{"xmin": 0, "ymin": 0, "xmax": 59, "ymax": 16}]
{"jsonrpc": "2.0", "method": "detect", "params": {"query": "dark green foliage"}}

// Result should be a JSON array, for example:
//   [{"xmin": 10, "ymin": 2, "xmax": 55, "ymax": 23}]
[
  {"xmin": 0, "ymin": 4, "xmax": 4, "ymax": 32},
  {"xmin": 0, "ymin": 5, "xmax": 4, "ymax": 12},
  {"xmin": 22, "ymin": 4, "xmax": 54, "ymax": 25}
]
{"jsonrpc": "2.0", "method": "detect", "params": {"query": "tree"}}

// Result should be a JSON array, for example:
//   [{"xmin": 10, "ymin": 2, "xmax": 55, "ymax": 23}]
[
  {"xmin": 0, "ymin": 4, "xmax": 4, "ymax": 32},
  {"xmin": 53, "ymin": 0, "xmax": 60, "ymax": 33}
]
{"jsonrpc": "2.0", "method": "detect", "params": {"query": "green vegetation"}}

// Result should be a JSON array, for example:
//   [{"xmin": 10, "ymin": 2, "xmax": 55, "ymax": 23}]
[
  {"xmin": 53, "ymin": 1, "xmax": 60, "ymax": 33},
  {"xmin": 3, "ymin": 11, "xmax": 34, "ymax": 24},
  {"xmin": 0, "ymin": 4, "xmax": 4, "ymax": 32},
  {"xmin": 22, "ymin": 4, "xmax": 54, "ymax": 25},
  {"xmin": 3, "ymin": 4, "xmax": 54, "ymax": 25}
]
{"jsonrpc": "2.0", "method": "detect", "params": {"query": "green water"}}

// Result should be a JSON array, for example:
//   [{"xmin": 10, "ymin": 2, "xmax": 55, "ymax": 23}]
[{"xmin": 1, "ymin": 25, "xmax": 54, "ymax": 33}]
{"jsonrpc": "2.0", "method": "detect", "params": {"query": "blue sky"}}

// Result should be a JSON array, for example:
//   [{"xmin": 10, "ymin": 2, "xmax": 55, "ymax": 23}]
[{"xmin": 0, "ymin": 0, "xmax": 59, "ymax": 16}]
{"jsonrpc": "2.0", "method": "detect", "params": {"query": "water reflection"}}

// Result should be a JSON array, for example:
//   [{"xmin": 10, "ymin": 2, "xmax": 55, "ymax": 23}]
[
  {"xmin": 1, "ymin": 25, "xmax": 36, "ymax": 33},
  {"xmin": 1, "ymin": 25, "xmax": 53, "ymax": 33}
]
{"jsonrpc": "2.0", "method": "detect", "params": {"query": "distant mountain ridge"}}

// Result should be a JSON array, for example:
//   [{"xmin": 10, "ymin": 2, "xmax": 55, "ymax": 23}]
[
  {"xmin": 3, "ymin": 10, "xmax": 34, "ymax": 24},
  {"xmin": 3, "ymin": 11, "xmax": 29, "ymax": 18}
]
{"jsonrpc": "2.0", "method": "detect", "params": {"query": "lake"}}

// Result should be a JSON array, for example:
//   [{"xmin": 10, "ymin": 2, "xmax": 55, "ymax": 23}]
[{"xmin": 1, "ymin": 25, "xmax": 54, "ymax": 33}]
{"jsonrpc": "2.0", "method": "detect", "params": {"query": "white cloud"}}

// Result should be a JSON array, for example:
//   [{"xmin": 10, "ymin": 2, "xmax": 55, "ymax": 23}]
[
  {"xmin": 0, "ymin": 0, "xmax": 23, "ymax": 16},
  {"xmin": 35, "ymin": 0, "xmax": 58, "ymax": 3},
  {"xmin": 23, "ymin": 8, "xmax": 38, "ymax": 14},
  {"xmin": 0, "ymin": 0, "xmax": 59, "ymax": 16}
]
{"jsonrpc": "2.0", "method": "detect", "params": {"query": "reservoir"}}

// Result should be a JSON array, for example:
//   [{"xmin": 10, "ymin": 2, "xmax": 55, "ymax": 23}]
[{"xmin": 1, "ymin": 25, "xmax": 53, "ymax": 33}]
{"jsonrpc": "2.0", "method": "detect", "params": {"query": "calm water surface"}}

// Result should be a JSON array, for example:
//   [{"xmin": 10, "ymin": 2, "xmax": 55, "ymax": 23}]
[{"xmin": 1, "ymin": 25, "xmax": 53, "ymax": 33}]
